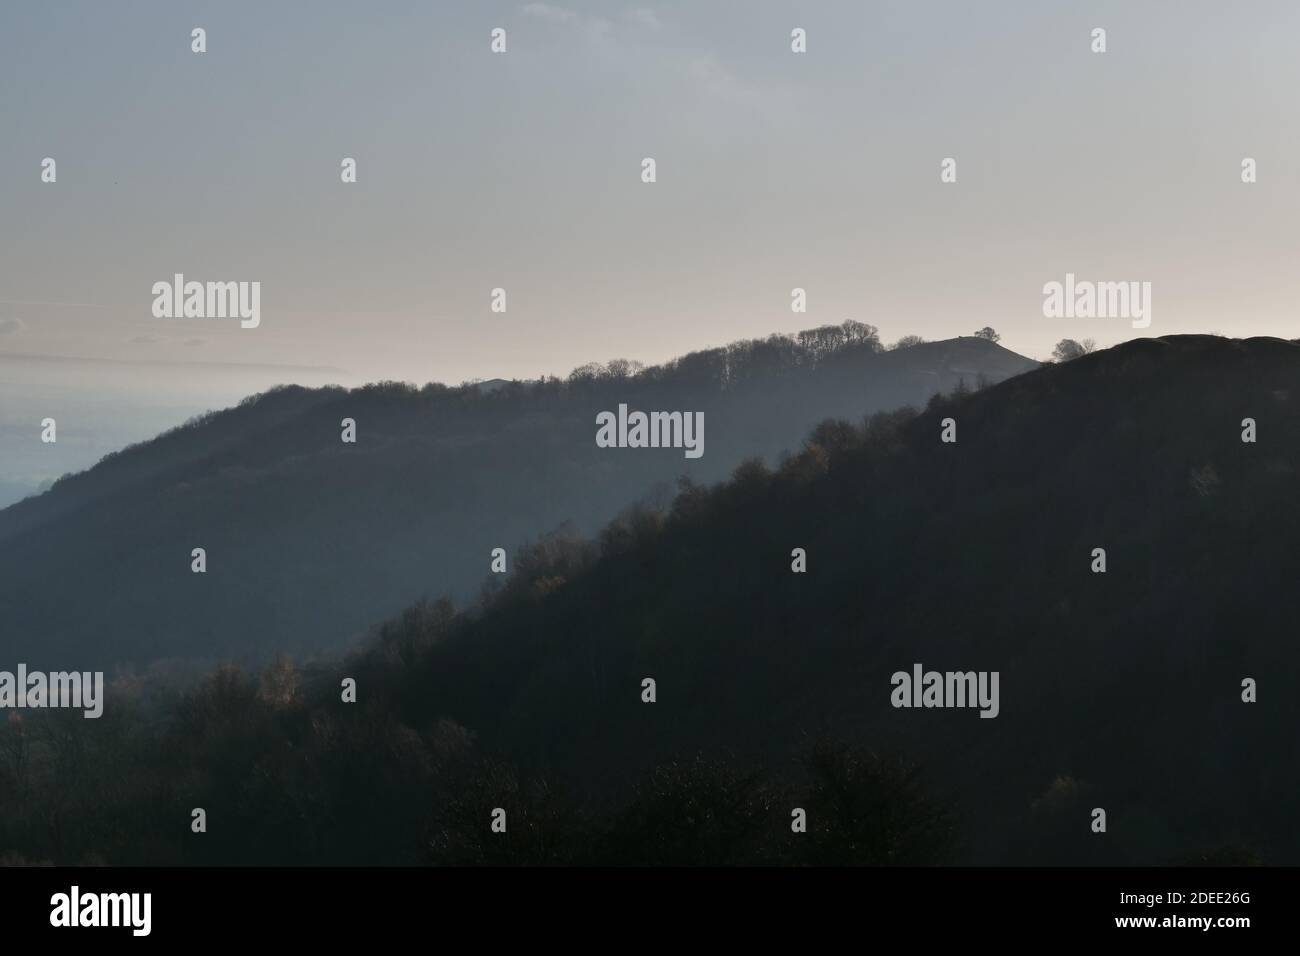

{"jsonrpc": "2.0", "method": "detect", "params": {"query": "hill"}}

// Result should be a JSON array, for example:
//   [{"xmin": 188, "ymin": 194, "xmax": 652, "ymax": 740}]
[
  {"xmin": 347, "ymin": 334, "xmax": 1300, "ymax": 864},
  {"xmin": 0, "ymin": 326, "xmax": 1035, "ymax": 670},
  {"xmin": 2, "ymin": 334, "xmax": 1292, "ymax": 866}
]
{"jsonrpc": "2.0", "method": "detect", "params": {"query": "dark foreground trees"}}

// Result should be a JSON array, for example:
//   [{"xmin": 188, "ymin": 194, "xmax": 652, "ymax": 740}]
[{"xmin": 0, "ymin": 670, "xmax": 956, "ymax": 866}]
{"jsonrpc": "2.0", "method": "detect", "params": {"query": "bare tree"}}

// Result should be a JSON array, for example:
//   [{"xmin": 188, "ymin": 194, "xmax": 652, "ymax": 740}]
[{"xmin": 1051, "ymin": 338, "xmax": 1097, "ymax": 362}]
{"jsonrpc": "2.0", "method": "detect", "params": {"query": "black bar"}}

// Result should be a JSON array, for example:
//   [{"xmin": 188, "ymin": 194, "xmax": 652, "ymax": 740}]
[{"xmin": 0, "ymin": 866, "xmax": 1275, "ymax": 942}]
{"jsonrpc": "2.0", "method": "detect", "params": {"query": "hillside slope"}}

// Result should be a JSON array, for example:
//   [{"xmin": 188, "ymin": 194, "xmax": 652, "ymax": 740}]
[
  {"xmin": 0, "ymin": 335, "xmax": 1291, "ymax": 866},
  {"xmin": 380, "ymin": 334, "xmax": 1300, "ymax": 864},
  {"xmin": 0, "ymin": 328, "xmax": 1035, "ymax": 669}
]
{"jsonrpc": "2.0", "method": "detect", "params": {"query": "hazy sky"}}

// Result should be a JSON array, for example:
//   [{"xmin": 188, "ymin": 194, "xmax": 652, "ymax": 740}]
[{"xmin": 2, "ymin": 0, "xmax": 1299, "ymax": 391}]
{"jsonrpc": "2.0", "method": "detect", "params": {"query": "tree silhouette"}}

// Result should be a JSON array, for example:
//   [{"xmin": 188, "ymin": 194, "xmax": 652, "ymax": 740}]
[{"xmin": 1051, "ymin": 338, "xmax": 1096, "ymax": 362}]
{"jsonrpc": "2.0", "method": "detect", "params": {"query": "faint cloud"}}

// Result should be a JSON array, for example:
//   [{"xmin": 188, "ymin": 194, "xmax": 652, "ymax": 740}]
[
  {"xmin": 585, "ymin": 16, "xmax": 614, "ymax": 42},
  {"xmin": 521, "ymin": 3, "xmax": 577, "ymax": 23},
  {"xmin": 687, "ymin": 55, "xmax": 761, "ymax": 105},
  {"xmin": 627, "ymin": 7, "xmax": 661, "ymax": 30},
  {"xmin": 522, "ymin": 2, "xmax": 613, "ymax": 43},
  {"xmin": 0, "ymin": 317, "xmax": 25, "ymax": 335}
]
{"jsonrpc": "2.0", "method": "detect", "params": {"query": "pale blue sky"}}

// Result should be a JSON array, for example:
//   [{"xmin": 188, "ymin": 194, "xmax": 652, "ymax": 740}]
[{"xmin": 2, "ymin": 0, "xmax": 1298, "ymax": 391}]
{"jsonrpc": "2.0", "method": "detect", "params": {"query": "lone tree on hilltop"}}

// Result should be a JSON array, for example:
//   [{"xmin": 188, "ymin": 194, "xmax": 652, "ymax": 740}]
[{"xmin": 1051, "ymin": 338, "xmax": 1097, "ymax": 362}]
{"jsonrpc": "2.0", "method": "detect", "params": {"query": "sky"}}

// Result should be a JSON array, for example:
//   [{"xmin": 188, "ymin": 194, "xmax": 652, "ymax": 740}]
[{"xmin": 2, "ymin": 0, "xmax": 1299, "ymax": 493}]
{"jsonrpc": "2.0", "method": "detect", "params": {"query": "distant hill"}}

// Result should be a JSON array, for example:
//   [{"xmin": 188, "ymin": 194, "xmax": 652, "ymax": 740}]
[
  {"xmin": 0, "ymin": 326, "xmax": 1036, "ymax": 670},
  {"xmin": 0, "ymin": 351, "xmax": 346, "ymax": 510}
]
